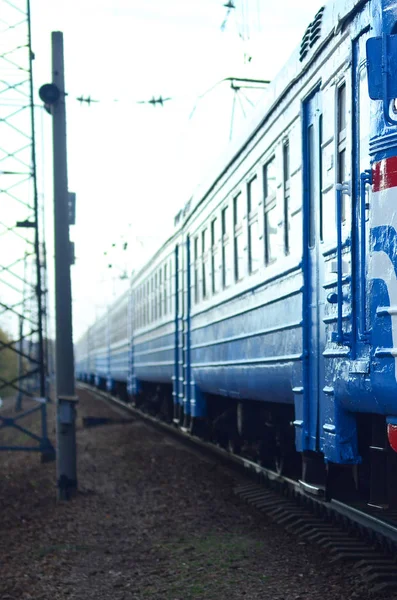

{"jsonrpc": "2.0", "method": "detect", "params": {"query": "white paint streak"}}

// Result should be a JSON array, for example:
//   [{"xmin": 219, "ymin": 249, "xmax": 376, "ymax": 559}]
[{"xmin": 370, "ymin": 188, "xmax": 397, "ymax": 380}]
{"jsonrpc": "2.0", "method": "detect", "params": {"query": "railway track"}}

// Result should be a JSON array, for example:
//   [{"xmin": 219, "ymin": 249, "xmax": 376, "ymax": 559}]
[{"xmin": 78, "ymin": 383, "xmax": 397, "ymax": 593}]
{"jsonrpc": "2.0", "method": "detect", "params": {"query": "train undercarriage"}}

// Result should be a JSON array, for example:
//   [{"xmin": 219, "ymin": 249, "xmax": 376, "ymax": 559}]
[{"xmin": 90, "ymin": 377, "xmax": 397, "ymax": 511}]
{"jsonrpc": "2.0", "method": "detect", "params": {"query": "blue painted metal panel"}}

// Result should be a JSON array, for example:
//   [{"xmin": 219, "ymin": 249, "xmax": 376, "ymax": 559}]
[
  {"xmin": 300, "ymin": 87, "xmax": 324, "ymax": 454},
  {"xmin": 109, "ymin": 345, "xmax": 129, "ymax": 382},
  {"xmin": 134, "ymin": 330, "xmax": 175, "ymax": 384},
  {"xmin": 190, "ymin": 271, "xmax": 303, "ymax": 405}
]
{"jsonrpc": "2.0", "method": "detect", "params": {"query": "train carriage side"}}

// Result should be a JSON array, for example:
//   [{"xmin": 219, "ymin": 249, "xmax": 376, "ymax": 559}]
[
  {"xmin": 73, "ymin": 0, "xmax": 397, "ymax": 508},
  {"xmin": 181, "ymin": 75, "xmax": 305, "ymax": 459},
  {"xmin": 90, "ymin": 313, "xmax": 109, "ymax": 390},
  {"xmin": 175, "ymin": 0, "xmax": 376, "ymax": 481},
  {"xmin": 130, "ymin": 231, "xmax": 181, "ymax": 418},
  {"xmin": 82, "ymin": 325, "xmax": 96, "ymax": 385},
  {"xmin": 107, "ymin": 288, "xmax": 130, "ymax": 397},
  {"xmin": 75, "ymin": 329, "xmax": 89, "ymax": 383}
]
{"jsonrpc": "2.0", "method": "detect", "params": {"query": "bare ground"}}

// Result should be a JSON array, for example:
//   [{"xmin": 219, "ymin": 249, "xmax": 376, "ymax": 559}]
[{"xmin": 0, "ymin": 388, "xmax": 394, "ymax": 600}]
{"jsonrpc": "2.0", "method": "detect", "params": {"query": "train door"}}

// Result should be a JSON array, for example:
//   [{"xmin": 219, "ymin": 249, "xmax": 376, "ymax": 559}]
[
  {"xmin": 182, "ymin": 235, "xmax": 192, "ymax": 428},
  {"xmin": 302, "ymin": 88, "xmax": 325, "ymax": 453},
  {"xmin": 353, "ymin": 30, "xmax": 371, "ymax": 345}
]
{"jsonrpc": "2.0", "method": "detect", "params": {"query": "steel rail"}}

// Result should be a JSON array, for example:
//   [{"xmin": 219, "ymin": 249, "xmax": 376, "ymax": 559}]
[{"xmin": 78, "ymin": 382, "xmax": 397, "ymax": 549}]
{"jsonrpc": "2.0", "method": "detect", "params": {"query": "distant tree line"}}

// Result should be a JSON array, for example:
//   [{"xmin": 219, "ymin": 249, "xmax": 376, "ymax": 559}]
[{"xmin": 0, "ymin": 328, "xmax": 18, "ymax": 398}]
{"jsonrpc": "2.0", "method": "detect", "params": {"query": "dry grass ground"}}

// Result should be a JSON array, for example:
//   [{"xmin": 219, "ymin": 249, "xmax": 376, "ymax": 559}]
[{"xmin": 0, "ymin": 388, "xmax": 393, "ymax": 600}]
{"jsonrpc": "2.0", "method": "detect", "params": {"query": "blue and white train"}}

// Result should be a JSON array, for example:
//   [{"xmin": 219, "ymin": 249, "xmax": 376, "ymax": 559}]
[{"xmin": 76, "ymin": 0, "xmax": 397, "ymax": 507}]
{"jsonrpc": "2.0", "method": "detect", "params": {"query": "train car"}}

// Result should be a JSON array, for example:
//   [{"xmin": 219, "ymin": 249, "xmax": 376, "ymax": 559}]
[
  {"xmin": 75, "ymin": 328, "xmax": 89, "ymax": 382},
  {"xmin": 130, "ymin": 231, "xmax": 183, "ymax": 418},
  {"xmin": 89, "ymin": 312, "xmax": 108, "ymax": 389},
  {"xmin": 75, "ymin": 0, "xmax": 397, "ymax": 508},
  {"xmin": 108, "ymin": 289, "xmax": 129, "ymax": 397}
]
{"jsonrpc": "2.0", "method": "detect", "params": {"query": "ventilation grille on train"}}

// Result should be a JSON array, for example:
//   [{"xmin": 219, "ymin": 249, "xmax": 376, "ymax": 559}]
[{"xmin": 299, "ymin": 6, "xmax": 325, "ymax": 62}]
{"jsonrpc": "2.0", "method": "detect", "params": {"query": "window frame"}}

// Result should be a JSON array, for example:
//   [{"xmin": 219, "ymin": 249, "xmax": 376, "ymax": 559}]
[
  {"xmin": 221, "ymin": 204, "xmax": 231, "ymax": 288},
  {"xmin": 337, "ymin": 80, "xmax": 347, "ymax": 221},
  {"xmin": 201, "ymin": 228, "xmax": 208, "ymax": 300},
  {"xmin": 193, "ymin": 235, "xmax": 199, "ymax": 304},
  {"xmin": 163, "ymin": 263, "xmax": 167, "ymax": 316},
  {"xmin": 233, "ymin": 192, "xmax": 244, "ymax": 282},
  {"xmin": 211, "ymin": 216, "xmax": 220, "ymax": 295},
  {"xmin": 159, "ymin": 268, "xmax": 162, "ymax": 319},
  {"xmin": 263, "ymin": 155, "xmax": 277, "ymax": 265},
  {"xmin": 283, "ymin": 140, "xmax": 290, "ymax": 255},
  {"xmin": 247, "ymin": 175, "xmax": 260, "ymax": 275}
]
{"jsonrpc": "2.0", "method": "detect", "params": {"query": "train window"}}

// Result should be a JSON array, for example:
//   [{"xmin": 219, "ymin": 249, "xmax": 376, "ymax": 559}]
[
  {"xmin": 154, "ymin": 273, "xmax": 158, "ymax": 320},
  {"xmin": 283, "ymin": 141, "xmax": 290, "ymax": 254},
  {"xmin": 135, "ymin": 288, "xmax": 139, "ymax": 328},
  {"xmin": 163, "ymin": 264, "xmax": 167, "ymax": 316},
  {"xmin": 149, "ymin": 277, "xmax": 154, "ymax": 323},
  {"xmin": 338, "ymin": 83, "xmax": 346, "ymax": 132},
  {"xmin": 159, "ymin": 269, "xmax": 162, "ymax": 318},
  {"xmin": 142, "ymin": 286, "xmax": 145, "ymax": 327},
  {"xmin": 202, "ymin": 228, "xmax": 208, "ymax": 299},
  {"xmin": 222, "ymin": 205, "xmax": 232, "ymax": 288},
  {"xmin": 308, "ymin": 124, "xmax": 316, "ymax": 248},
  {"xmin": 222, "ymin": 206, "xmax": 228, "ymax": 233},
  {"xmin": 233, "ymin": 192, "xmax": 243, "ymax": 226},
  {"xmin": 265, "ymin": 206, "xmax": 278, "ymax": 264},
  {"xmin": 146, "ymin": 280, "xmax": 150, "ymax": 324},
  {"xmin": 212, "ymin": 217, "xmax": 219, "ymax": 245},
  {"xmin": 337, "ymin": 82, "xmax": 347, "ymax": 221},
  {"xmin": 211, "ymin": 217, "xmax": 220, "ymax": 294},
  {"xmin": 139, "ymin": 286, "xmax": 142, "ymax": 328},
  {"xmin": 248, "ymin": 176, "xmax": 260, "ymax": 274},
  {"xmin": 139, "ymin": 287, "xmax": 142, "ymax": 327},
  {"xmin": 135, "ymin": 288, "xmax": 138, "ymax": 328},
  {"xmin": 139, "ymin": 286, "xmax": 142, "ymax": 326},
  {"xmin": 138, "ymin": 287, "xmax": 142, "ymax": 327},
  {"xmin": 143, "ymin": 286, "xmax": 145, "ymax": 326},
  {"xmin": 234, "ymin": 193, "xmax": 244, "ymax": 281},
  {"xmin": 177, "ymin": 257, "xmax": 182, "ymax": 317},
  {"xmin": 139, "ymin": 285, "xmax": 145, "ymax": 327},
  {"xmin": 194, "ymin": 235, "xmax": 199, "ymax": 304},
  {"xmin": 137, "ymin": 287, "xmax": 141, "ymax": 328},
  {"xmin": 169, "ymin": 259, "xmax": 173, "ymax": 314},
  {"xmin": 264, "ymin": 156, "xmax": 277, "ymax": 200},
  {"xmin": 248, "ymin": 219, "xmax": 260, "ymax": 273},
  {"xmin": 234, "ymin": 234, "xmax": 245, "ymax": 281},
  {"xmin": 150, "ymin": 277, "xmax": 153, "ymax": 323},
  {"xmin": 264, "ymin": 157, "xmax": 278, "ymax": 264},
  {"xmin": 247, "ymin": 175, "xmax": 259, "ymax": 214}
]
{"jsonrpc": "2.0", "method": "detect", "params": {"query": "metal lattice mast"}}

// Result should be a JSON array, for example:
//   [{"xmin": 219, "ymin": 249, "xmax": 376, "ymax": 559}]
[{"xmin": 0, "ymin": 0, "xmax": 54, "ymax": 459}]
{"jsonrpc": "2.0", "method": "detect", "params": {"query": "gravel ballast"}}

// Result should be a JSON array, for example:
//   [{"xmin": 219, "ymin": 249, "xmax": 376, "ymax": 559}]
[{"xmin": 0, "ymin": 388, "xmax": 392, "ymax": 599}]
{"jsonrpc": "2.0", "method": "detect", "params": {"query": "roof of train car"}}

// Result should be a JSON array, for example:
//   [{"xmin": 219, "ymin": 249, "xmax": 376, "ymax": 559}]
[
  {"xmin": 127, "ymin": 0, "xmax": 367, "ymax": 286},
  {"xmin": 178, "ymin": 0, "xmax": 368, "ymax": 226}
]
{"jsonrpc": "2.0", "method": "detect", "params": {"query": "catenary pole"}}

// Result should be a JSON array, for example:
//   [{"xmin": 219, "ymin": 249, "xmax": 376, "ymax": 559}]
[{"xmin": 51, "ymin": 31, "xmax": 78, "ymax": 500}]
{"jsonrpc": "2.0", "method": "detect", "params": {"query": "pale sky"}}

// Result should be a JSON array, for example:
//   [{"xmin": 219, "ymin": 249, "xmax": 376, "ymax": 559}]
[{"xmin": 29, "ymin": 0, "xmax": 324, "ymax": 340}]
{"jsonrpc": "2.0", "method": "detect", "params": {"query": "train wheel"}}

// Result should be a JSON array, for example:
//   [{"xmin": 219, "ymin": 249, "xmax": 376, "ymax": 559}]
[
  {"xmin": 274, "ymin": 447, "xmax": 285, "ymax": 475},
  {"xmin": 189, "ymin": 417, "xmax": 208, "ymax": 439},
  {"xmin": 227, "ymin": 434, "xmax": 242, "ymax": 455},
  {"xmin": 258, "ymin": 426, "xmax": 289, "ymax": 475}
]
